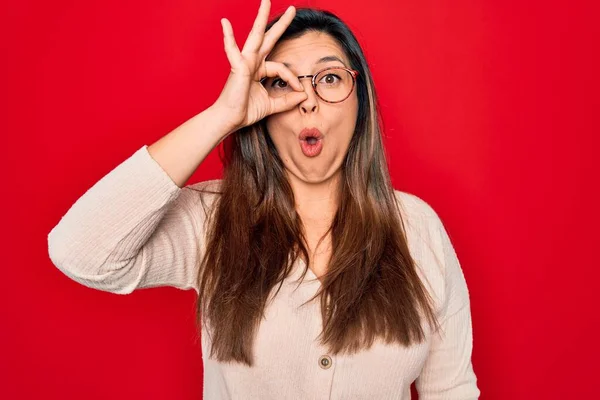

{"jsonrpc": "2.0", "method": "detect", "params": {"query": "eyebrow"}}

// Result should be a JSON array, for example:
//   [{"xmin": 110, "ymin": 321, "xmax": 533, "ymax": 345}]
[{"xmin": 282, "ymin": 55, "xmax": 347, "ymax": 68}]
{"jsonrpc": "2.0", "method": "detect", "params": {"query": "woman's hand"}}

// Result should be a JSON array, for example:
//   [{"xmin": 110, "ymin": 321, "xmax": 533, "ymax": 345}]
[{"xmin": 212, "ymin": 0, "xmax": 308, "ymax": 134}]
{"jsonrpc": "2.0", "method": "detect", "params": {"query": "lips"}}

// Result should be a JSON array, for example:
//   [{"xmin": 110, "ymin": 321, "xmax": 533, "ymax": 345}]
[
  {"xmin": 299, "ymin": 128, "xmax": 323, "ymax": 141},
  {"xmin": 299, "ymin": 128, "xmax": 324, "ymax": 157}
]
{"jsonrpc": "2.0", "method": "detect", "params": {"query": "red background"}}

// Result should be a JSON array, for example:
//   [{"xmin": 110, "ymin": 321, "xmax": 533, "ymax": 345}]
[{"xmin": 2, "ymin": 0, "xmax": 598, "ymax": 398}]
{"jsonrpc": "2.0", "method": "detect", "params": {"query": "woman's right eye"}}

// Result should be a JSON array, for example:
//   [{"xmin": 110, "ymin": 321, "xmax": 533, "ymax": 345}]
[{"xmin": 271, "ymin": 78, "xmax": 288, "ymax": 89}]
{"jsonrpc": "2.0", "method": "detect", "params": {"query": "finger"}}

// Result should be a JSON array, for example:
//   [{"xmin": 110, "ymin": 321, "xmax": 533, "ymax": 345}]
[
  {"xmin": 264, "ymin": 61, "xmax": 304, "ymax": 92},
  {"xmin": 221, "ymin": 18, "xmax": 243, "ymax": 66},
  {"xmin": 242, "ymin": 0, "xmax": 271, "ymax": 54},
  {"xmin": 260, "ymin": 6, "xmax": 296, "ymax": 57},
  {"xmin": 269, "ymin": 91, "xmax": 309, "ymax": 115}
]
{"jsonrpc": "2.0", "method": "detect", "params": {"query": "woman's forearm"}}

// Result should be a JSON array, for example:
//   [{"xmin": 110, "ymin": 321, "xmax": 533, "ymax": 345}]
[{"xmin": 148, "ymin": 105, "xmax": 235, "ymax": 188}]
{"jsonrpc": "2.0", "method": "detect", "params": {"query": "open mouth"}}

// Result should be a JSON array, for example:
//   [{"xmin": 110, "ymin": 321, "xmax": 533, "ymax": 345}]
[
  {"xmin": 299, "ymin": 136, "xmax": 323, "ymax": 157},
  {"xmin": 299, "ymin": 128, "xmax": 324, "ymax": 157}
]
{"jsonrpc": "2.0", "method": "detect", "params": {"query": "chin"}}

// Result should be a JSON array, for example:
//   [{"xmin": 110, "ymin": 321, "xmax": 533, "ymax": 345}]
[
  {"xmin": 301, "ymin": 175, "xmax": 329, "ymax": 184},
  {"xmin": 296, "ymin": 168, "xmax": 341, "ymax": 185}
]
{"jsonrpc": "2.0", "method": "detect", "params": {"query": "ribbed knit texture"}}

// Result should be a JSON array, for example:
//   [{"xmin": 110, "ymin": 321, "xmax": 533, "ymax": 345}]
[{"xmin": 48, "ymin": 145, "xmax": 480, "ymax": 399}]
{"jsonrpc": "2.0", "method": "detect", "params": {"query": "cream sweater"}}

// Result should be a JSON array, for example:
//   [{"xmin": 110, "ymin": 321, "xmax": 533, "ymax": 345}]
[{"xmin": 47, "ymin": 145, "xmax": 480, "ymax": 399}]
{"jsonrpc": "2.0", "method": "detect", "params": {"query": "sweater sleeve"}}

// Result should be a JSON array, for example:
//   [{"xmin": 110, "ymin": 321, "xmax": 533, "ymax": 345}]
[
  {"xmin": 47, "ymin": 145, "xmax": 217, "ymax": 295},
  {"xmin": 415, "ymin": 211, "xmax": 481, "ymax": 399}
]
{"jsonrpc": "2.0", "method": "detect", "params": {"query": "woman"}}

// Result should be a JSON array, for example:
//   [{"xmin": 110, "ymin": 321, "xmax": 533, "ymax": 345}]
[{"xmin": 48, "ymin": 1, "xmax": 480, "ymax": 398}]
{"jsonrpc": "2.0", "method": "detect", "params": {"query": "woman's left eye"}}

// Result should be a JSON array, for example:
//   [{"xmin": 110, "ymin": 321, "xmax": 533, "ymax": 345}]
[{"xmin": 320, "ymin": 74, "xmax": 340, "ymax": 84}]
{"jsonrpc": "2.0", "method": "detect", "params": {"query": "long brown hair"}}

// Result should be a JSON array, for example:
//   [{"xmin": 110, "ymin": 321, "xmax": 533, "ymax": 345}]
[{"xmin": 191, "ymin": 8, "xmax": 438, "ymax": 366}]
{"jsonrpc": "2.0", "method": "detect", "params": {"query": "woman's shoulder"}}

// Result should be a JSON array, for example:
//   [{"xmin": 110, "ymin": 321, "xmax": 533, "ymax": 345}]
[
  {"xmin": 174, "ymin": 179, "xmax": 224, "ymax": 220},
  {"xmin": 393, "ymin": 190, "xmax": 446, "ymax": 270},
  {"xmin": 185, "ymin": 178, "xmax": 224, "ymax": 194},
  {"xmin": 393, "ymin": 189, "xmax": 462, "ymax": 313},
  {"xmin": 393, "ymin": 189, "xmax": 440, "ymax": 221},
  {"xmin": 392, "ymin": 189, "xmax": 442, "ymax": 253}
]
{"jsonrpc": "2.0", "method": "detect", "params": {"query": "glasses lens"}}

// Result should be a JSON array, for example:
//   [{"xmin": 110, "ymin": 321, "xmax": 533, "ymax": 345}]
[{"xmin": 315, "ymin": 68, "xmax": 354, "ymax": 103}]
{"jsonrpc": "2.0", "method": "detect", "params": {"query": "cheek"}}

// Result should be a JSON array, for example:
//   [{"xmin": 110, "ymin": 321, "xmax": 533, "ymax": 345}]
[
  {"xmin": 338, "ymin": 101, "xmax": 359, "ymax": 144},
  {"xmin": 336, "ymin": 100, "xmax": 358, "ymax": 131},
  {"xmin": 335, "ymin": 94, "xmax": 358, "ymax": 119},
  {"xmin": 265, "ymin": 115, "xmax": 283, "ymax": 140},
  {"xmin": 346, "ymin": 99, "xmax": 359, "ymax": 130},
  {"xmin": 350, "ymin": 95, "xmax": 359, "ymax": 118},
  {"xmin": 265, "ymin": 114, "xmax": 294, "ymax": 149}
]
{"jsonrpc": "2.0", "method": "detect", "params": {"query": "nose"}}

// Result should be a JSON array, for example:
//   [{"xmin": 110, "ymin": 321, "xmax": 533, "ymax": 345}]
[{"xmin": 298, "ymin": 78, "xmax": 318, "ymax": 114}]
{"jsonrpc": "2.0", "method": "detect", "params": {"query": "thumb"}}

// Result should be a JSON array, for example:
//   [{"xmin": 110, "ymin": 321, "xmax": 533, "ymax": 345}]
[{"xmin": 269, "ymin": 91, "xmax": 309, "ymax": 115}]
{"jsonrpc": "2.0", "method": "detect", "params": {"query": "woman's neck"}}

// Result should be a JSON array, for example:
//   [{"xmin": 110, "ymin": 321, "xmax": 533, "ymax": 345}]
[{"xmin": 288, "ymin": 169, "xmax": 341, "ymax": 222}]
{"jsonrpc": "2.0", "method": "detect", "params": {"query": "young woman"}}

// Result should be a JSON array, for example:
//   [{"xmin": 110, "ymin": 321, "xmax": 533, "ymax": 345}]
[{"xmin": 48, "ymin": 1, "xmax": 480, "ymax": 398}]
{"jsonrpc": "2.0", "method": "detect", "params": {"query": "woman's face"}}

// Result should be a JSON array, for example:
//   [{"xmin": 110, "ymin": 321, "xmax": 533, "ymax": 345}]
[{"xmin": 265, "ymin": 31, "xmax": 359, "ymax": 185}]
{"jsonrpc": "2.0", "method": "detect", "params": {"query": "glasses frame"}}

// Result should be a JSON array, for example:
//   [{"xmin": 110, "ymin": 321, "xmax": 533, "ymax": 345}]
[{"xmin": 262, "ymin": 66, "xmax": 360, "ymax": 104}]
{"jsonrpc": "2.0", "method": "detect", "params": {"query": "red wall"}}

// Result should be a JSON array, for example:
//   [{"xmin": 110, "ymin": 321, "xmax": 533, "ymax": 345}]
[{"xmin": 2, "ymin": 0, "xmax": 598, "ymax": 398}]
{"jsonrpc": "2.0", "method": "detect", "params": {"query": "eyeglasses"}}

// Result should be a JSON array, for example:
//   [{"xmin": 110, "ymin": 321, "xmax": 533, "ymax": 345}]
[{"xmin": 261, "ymin": 66, "xmax": 359, "ymax": 104}]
